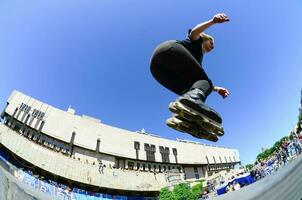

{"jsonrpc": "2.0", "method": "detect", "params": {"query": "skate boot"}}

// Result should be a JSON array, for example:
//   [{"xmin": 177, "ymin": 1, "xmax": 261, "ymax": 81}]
[
  {"xmin": 166, "ymin": 114, "xmax": 218, "ymax": 142},
  {"xmin": 169, "ymin": 88, "xmax": 224, "ymax": 136}
]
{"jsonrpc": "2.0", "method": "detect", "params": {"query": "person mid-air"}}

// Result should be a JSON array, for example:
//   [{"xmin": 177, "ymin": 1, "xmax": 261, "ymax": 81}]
[{"xmin": 150, "ymin": 13, "xmax": 230, "ymax": 142}]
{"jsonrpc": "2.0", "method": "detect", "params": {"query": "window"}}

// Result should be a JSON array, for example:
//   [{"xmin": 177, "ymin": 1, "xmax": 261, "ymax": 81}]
[
  {"xmin": 37, "ymin": 112, "xmax": 45, "ymax": 120},
  {"xmin": 134, "ymin": 141, "xmax": 140, "ymax": 159},
  {"xmin": 144, "ymin": 143, "xmax": 156, "ymax": 162},
  {"xmin": 32, "ymin": 109, "xmax": 45, "ymax": 120},
  {"xmin": 20, "ymin": 103, "xmax": 31, "ymax": 115},
  {"xmin": 19, "ymin": 103, "xmax": 30, "ymax": 122},
  {"xmin": 172, "ymin": 148, "xmax": 177, "ymax": 155},
  {"xmin": 194, "ymin": 167, "xmax": 198, "ymax": 173},
  {"xmin": 194, "ymin": 167, "xmax": 199, "ymax": 179},
  {"xmin": 96, "ymin": 139, "xmax": 101, "ymax": 152},
  {"xmin": 177, "ymin": 166, "xmax": 182, "ymax": 173},
  {"xmin": 159, "ymin": 146, "xmax": 170, "ymax": 163},
  {"xmin": 134, "ymin": 141, "xmax": 140, "ymax": 150},
  {"xmin": 172, "ymin": 148, "xmax": 178, "ymax": 163},
  {"xmin": 20, "ymin": 103, "xmax": 25, "ymax": 111},
  {"xmin": 128, "ymin": 161, "xmax": 134, "ymax": 170},
  {"xmin": 137, "ymin": 163, "xmax": 140, "ymax": 170}
]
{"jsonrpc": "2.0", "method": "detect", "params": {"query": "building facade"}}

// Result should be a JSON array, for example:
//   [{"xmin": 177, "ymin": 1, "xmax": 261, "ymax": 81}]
[{"xmin": 0, "ymin": 90, "xmax": 240, "ymax": 196}]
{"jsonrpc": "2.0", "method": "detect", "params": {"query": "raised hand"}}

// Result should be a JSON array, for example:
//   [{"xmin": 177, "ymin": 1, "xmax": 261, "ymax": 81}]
[
  {"xmin": 212, "ymin": 13, "xmax": 229, "ymax": 23},
  {"xmin": 214, "ymin": 86, "xmax": 230, "ymax": 98}
]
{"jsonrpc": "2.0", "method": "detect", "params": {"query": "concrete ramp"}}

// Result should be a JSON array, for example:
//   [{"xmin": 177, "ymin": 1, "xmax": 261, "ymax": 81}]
[
  {"xmin": 211, "ymin": 155, "xmax": 302, "ymax": 200},
  {"xmin": 0, "ymin": 164, "xmax": 52, "ymax": 200}
]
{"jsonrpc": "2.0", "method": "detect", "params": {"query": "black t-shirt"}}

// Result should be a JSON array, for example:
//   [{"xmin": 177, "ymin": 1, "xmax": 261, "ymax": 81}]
[{"xmin": 177, "ymin": 29, "xmax": 204, "ymax": 64}]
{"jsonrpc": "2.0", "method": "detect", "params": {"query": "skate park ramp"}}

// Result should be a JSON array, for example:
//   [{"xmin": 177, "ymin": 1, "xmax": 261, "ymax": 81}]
[
  {"xmin": 0, "ymin": 163, "xmax": 52, "ymax": 200},
  {"xmin": 210, "ymin": 155, "xmax": 302, "ymax": 200}
]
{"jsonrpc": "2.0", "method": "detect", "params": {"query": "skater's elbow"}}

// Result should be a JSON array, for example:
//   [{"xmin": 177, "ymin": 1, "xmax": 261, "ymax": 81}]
[{"xmin": 189, "ymin": 31, "xmax": 201, "ymax": 41}]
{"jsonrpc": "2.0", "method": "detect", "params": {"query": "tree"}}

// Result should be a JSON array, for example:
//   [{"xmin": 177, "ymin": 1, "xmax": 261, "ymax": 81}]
[
  {"xmin": 159, "ymin": 187, "xmax": 174, "ymax": 200},
  {"xmin": 272, "ymin": 141, "xmax": 282, "ymax": 152},
  {"xmin": 191, "ymin": 182, "xmax": 203, "ymax": 199},
  {"xmin": 159, "ymin": 183, "xmax": 198, "ymax": 200},
  {"xmin": 281, "ymin": 136, "xmax": 289, "ymax": 142},
  {"xmin": 172, "ymin": 183, "xmax": 195, "ymax": 200},
  {"xmin": 245, "ymin": 164, "xmax": 253, "ymax": 171},
  {"xmin": 256, "ymin": 148, "xmax": 274, "ymax": 161}
]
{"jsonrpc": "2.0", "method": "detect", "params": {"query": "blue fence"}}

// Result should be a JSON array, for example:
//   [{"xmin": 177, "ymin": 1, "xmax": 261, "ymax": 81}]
[
  {"xmin": 0, "ymin": 151, "xmax": 151, "ymax": 200},
  {"xmin": 14, "ymin": 169, "xmax": 149, "ymax": 200}
]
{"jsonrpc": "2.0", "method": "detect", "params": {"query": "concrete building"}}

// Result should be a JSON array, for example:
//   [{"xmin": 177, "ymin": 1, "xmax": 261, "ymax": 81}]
[{"xmin": 0, "ymin": 90, "xmax": 240, "ymax": 196}]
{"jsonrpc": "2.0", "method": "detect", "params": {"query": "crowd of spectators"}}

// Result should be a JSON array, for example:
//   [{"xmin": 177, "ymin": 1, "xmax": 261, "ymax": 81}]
[{"xmin": 250, "ymin": 131, "xmax": 302, "ymax": 181}]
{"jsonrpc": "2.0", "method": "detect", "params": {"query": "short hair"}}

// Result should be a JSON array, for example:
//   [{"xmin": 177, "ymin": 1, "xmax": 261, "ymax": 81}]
[{"xmin": 200, "ymin": 32, "xmax": 214, "ymax": 42}]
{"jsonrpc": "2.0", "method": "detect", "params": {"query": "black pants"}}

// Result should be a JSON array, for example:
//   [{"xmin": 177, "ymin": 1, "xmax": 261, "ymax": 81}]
[{"xmin": 150, "ymin": 40, "xmax": 213, "ymax": 98}]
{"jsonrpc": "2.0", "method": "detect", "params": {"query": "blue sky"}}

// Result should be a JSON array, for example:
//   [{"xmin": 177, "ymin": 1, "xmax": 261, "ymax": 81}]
[{"xmin": 1, "ymin": 0, "xmax": 302, "ymax": 165}]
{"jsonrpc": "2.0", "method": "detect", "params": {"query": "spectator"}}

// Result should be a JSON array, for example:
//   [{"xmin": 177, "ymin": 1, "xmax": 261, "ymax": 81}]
[
  {"xmin": 225, "ymin": 182, "xmax": 233, "ymax": 193},
  {"xmin": 293, "ymin": 137, "xmax": 302, "ymax": 154},
  {"xmin": 233, "ymin": 181, "xmax": 241, "ymax": 191},
  {"xmin": 98, "ymin": 161, "xmax": 104, "ymax": 174},
  {"xmin": 200, "ymin": 190, "xmax": 209, "ymax": 199}
]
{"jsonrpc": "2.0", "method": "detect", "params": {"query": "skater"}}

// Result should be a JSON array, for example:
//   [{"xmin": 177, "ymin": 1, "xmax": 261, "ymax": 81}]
[{"xmin": 150, "ymin": 13, "xmax": 230, "ymax": 141}]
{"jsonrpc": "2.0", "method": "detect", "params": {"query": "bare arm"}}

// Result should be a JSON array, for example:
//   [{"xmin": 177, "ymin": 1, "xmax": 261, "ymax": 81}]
[{"xmin": 190, "ymin": 13, "xmax": 230, "ymax": 41}]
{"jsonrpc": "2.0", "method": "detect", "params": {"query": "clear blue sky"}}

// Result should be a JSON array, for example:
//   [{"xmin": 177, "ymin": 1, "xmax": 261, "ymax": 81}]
[{"xmin": 1, "ymin": 0, "xmax": 302, "ymax": 165}]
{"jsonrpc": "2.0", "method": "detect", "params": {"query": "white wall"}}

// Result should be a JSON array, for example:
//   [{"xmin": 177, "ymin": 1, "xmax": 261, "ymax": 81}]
[{"xmin": 5, "ymin": 90, "xmax": 241, "ymax": 166}]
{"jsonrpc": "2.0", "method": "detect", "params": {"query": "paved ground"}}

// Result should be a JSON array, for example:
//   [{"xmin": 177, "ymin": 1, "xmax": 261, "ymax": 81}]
[{"xmin": 209, "ymin": 155, "xmax": 302, "ymax": 200}]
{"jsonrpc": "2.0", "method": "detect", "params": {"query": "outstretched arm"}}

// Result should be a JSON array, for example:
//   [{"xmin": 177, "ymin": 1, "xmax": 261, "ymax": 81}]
[
  {"xmin": 213, "ymin": 86, "xmax": 230, "ymax": 99},
  {"xmin": 190, "ymin": 13, "xmax": 229, "ymax": 41}
]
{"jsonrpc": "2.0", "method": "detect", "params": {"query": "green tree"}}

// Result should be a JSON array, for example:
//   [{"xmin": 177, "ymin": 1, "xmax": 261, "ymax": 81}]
[
  {"xmin": 298, "ymin": 113, "xmax": 302, "ymax": 122},
  {"xmin": 281, "ymin": 136, "xmax": 289, "ymax": 142},
  {"xmin": 272, "ymin": 140, "xmax": 282, "ymax": 151},
  {"xmin": 158, "ymin": 187, "xmax": 174, "ymax": 200},
  {"xmin": 159, "ymin": 183, "xmax": 202, "ymax": 200},
  {"xmin": 245, "ymin": 164, "xmax": 253, "ymax": 171},
  {"xmin": 191, "ymin": 182, "xmax": 203, "ymax": 199},
  {"xmin": 256, "ymin": 147, "xmax": 274, "ymax": 161},
  {"xmin": 172, "ymin": 183, "xmax": 195, "ymax": 200}
]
